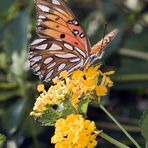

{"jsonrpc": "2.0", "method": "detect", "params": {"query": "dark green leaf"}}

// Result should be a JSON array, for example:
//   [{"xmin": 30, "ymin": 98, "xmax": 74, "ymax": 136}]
[
  {"xmin": 36, "ymin": 108, "xmax": 62, "ymax": 126},
  {"xmin": 140, "ymin": 110, "xmax": 148, "ymax": 147},
  {"xmin": 0, "ymin": 90, "xmax": 19, "ymax": 102},
  {"xmin": 62, "ymin": 99, "xmax": 76, "ymax": 117},
  {"xmin": 3, "ymin": 9, "xmax": 30, "ymax": 55},
  {"xmin": 1, "ymin": 99, "xmax": 27, "ymax": 135},
  {"xmin": 78, "ymin": 97, "xmax": 89, "ymax": 115}
]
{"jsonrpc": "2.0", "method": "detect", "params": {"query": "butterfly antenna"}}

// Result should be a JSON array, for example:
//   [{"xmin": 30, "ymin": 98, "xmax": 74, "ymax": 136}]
[
  {"xmin": 100, "ymin": 24, "xmax": 108, "ymax": 51},
  {"xmin": 99, "ymin": 24, "xmax": 108, "ymax": 67}
]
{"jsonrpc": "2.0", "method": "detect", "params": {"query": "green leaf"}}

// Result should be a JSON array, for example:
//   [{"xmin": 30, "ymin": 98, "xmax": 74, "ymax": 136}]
[
  {"xmin": 0, "ymin": 133, "xmax": 6, "ymax": 147},
  {"xmin": 0, "ymin": 53, "xmax": 7, "ymax": 69},
  {"xmin": 140, "ymin": 110, "xmax": 148, "ymax": 147},
  {"xmin": 0, "ymin": 0, "xmax": 14, "ymax": 19},
  {"xmin": 0, "ymin": 90, "xmax": 19, "ymax": 102},
  {"xmin": 63, "ymin": 100, "xmax": 76, "ymax": 117},
  {"xmin": 78, "ymin": 97, "xmax": 89, "ymax": 115},
  {"xmin": 1, "ymin": 99, "xmax": 27, "ymax": 134},
  {"xmin": 3, "ymin": 9, "xmax": 30, "ymax": 55},
  {"xmin": 0, "ymin": 83, "xmax": 17, "ymax": 90},
  {"xmin": 34, "ymin": 98, "xmax": 79, "ymax": 126},
  {"xmin": 36, "ymin": 108, "xmax": 62, "ymax": 126}
]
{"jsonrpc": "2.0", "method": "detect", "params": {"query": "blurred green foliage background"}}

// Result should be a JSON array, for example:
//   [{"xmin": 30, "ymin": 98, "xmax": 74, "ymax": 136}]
[{"xmin": 0, "ymin": 0, "xmax": 148, "ymax": 147}]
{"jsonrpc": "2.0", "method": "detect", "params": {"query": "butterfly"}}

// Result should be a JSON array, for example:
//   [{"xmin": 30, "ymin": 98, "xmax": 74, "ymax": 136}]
[{"xmin": 29, "ymin": 0, "xmax": 118, "ymax": 82}]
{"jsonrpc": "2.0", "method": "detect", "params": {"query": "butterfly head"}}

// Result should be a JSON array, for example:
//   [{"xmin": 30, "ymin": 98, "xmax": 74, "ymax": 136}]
[{"xmin": 84, "ymin": 52, "xmax": 104, "ymax": 67}]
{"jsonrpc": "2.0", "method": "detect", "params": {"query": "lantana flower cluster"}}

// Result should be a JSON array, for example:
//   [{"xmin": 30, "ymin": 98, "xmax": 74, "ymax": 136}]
[
  {"xmin": 51, "ymin": 114, "xmax": 101, "ymax": 148},
  {"xmin": 30, "ymin": 65, "xmax": 114, "ymax": 147},
  {"xmin": 30, "ymin": 65, "xmax": 114, "ymax": 116}
]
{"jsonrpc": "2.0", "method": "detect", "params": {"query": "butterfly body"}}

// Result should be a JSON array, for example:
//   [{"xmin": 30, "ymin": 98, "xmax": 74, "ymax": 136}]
[{"xmin": 29, "ymin": 0, "xmax": 118, "ymax": 82}]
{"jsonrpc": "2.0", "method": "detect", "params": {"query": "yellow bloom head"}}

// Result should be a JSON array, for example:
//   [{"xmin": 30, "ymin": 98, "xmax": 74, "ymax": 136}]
[
  {"xmin": 51, "ymin": 114, "xmax": 101, "ymax": 147},
  {"xmin": 30, "ymin": 65, "xmax": 114, "ymax": 117}
]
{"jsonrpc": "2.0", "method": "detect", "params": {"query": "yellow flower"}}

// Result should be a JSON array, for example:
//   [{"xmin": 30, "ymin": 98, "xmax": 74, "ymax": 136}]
[
  {"xmin": 95, "ymin": 85, "xmax": 107, "ymax": 97},
  {"xmin": 37, "ymin": 84, "xmax": 45, "ymax": 92},
  {"xmin": 60, "ymin": 70, "xmax": 68, "ymax": 79},
  {"xmin": 72, "ymin": 94, "xmax": 79, "ymax": 108},
  {"xmin": 51, "ymin": 114, "xmax": 101, "ymax": 148},
  {"xmin": 82, "ymin": 79, "xmax": 96, "ymax": 91},
  {"xmin": 72, "ymin": 70, "xmax": 84, "ymax": 82},
  {"xmin": 105, "ymin": 77, "xmax": 114, "ymax": 87},
  {"xmin": 87, "ymin": 134, "xmax": 98, "ymax": 148},
  {"xmin": 30, "ymin": 79, "xmax": 69, "ymax": 116},
  {"xmin": 84, "ymin": 65, "xmax": 100, "ymax": 79},
  {"xmin": 30, "ymin": 65, "xmax": 114, "ymax": 116},
  {"xmin": 104, "ymin": 71, "xmax": 115, "ymax": 75}
]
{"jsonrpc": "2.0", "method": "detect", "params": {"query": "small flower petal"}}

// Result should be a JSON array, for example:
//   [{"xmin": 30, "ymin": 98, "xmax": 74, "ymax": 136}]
[
  {"xmin": 84, "ymin": 66, "xmax": 100, "ymax": 79},
  {"xmin": 95, "ymin": 85, "xmax": 107, "ymax": 97},
  {"xmin": 60, "ymin": 70, "xmax": 68, "ymax": 79},
  {"xmin": 37, "ymin": 84, "xmax": 45, "ymax": 92},
  {"xmin": 72, "ymin": 70, "xmax": 84, "ymax": 81}
]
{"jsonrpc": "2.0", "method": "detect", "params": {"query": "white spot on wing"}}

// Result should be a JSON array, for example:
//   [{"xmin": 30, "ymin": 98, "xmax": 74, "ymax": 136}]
[
  {"xmin": 38, "ymin": 15, "xmax": 46, "ymax": 19},
  {"xmin": 64, "ymin": 43, "xmax": 73, "ymax": 50},
  {"xmin": 75, "ymin": 47, "xmax": 86, "ymax": 58},
  {"xmin": 73, "ymin": 30, "xmax": 79, "ymax": 35},
  {"xmin": 47, "ymin": 62, "xmax": 56, "ymax": 69},
  {"xmin": 48, "ymin": 44, "xmax": 62, "ymax": 50},
  {"xmin": 55, "ymin": 53, "xmax": 77, "ymax": 58},
  {"xmin": 36, "ymin": 44, "xmax": 48, "ymax": 50},
  {"xmin": 37, "ymin": 19, "xmax": 42, "ymax": 25},
  {"xmin": 34, "ymin": 66, "xmax": 40, "ymax": 72},
  {"xmin": 29, "ymin": 54, "xmax": 33, "ymax": 58},
  {"xmin": 52, "ymin": 0, "xmax": 60, "ymax": 5},
  {"xmin": 36, "ymin": 71, "xmax": 41, "ymax": 75},
  {"xmin": 37, "ymin": 5, "xmax": 50, "ymax": 12},
  {"xmin": 37, "ymin": 22, "xmax": 41, "ymax": 26},
  {"xmin": 39, "ymin": 75, "xmax": 43, "ymax": 80},
  {"xmin": 32, "ymin": 64, "xmax": 37, "ymax": 68},
  {"xmin": 30, "ymin": 61, "xmax": 36, "ymax": 66},
  {"xmin": 38, "ymin": 19, "xmax": 42, "ymax": 22},
  {"xmin": 58, "ymin": 63, "xmax": 66, "ymax": 71},
  {"xmin": 70, "ymin": 58, "xmax": 80, "ymax": 62},
  {"xmin": 30, "ymin": 56, "xmax": 42, "ymax": 62},
  {"xmin": 30, "ymin": 39, "xmax": 46, "ymax": 45},
  {"xmin": 45, "ymin": 70, "xmax": 54, "ymax": 80},
  {"xmin": 68, "ymin": 59, "xmax": 84, "ymax": 74},
  {"xmin": 80, "ymin": 33, "xmax": 85, "ymax": 38},
  {"xmin": 73, "ymin": 20, "xmax": 78, "ymax": 25},
  {"xmin": 44, "ymin": 57, "xmax": 53, "ymax": 64}
]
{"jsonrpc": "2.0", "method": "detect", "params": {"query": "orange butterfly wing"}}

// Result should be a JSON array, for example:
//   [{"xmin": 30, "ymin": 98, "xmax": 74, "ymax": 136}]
[
  {"xmin": 35, "ymin": 0, "xmax": 90, "ymax": 54},
  {"xmin": 29, "ymin": 0, "xmax": 91, "ymax": 81}
]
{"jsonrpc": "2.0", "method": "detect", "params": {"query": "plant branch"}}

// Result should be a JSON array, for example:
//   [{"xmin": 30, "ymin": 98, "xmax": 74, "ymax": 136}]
[
  {"xmin": 99, "ymin": 104, "xmax": 141, "ymax": 148},
  {"xmin": 100, "ymin": 132, "xmax": 130, "ymax": 148}
]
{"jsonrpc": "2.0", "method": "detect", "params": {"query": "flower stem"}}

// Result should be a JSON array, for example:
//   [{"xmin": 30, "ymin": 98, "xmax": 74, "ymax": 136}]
[
  {"xmin": 100, "ymin": 132, "xmax": 130, "ymax": 148},
  {"xmin": 99, "ymin": 104, "xmax": 141, "ymax": 148}
]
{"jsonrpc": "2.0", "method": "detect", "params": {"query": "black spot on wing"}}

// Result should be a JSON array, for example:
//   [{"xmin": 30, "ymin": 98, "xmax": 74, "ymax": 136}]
[{"xmin": 60, "ymin": 34, "xmax": 65, "ymax": 38}]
